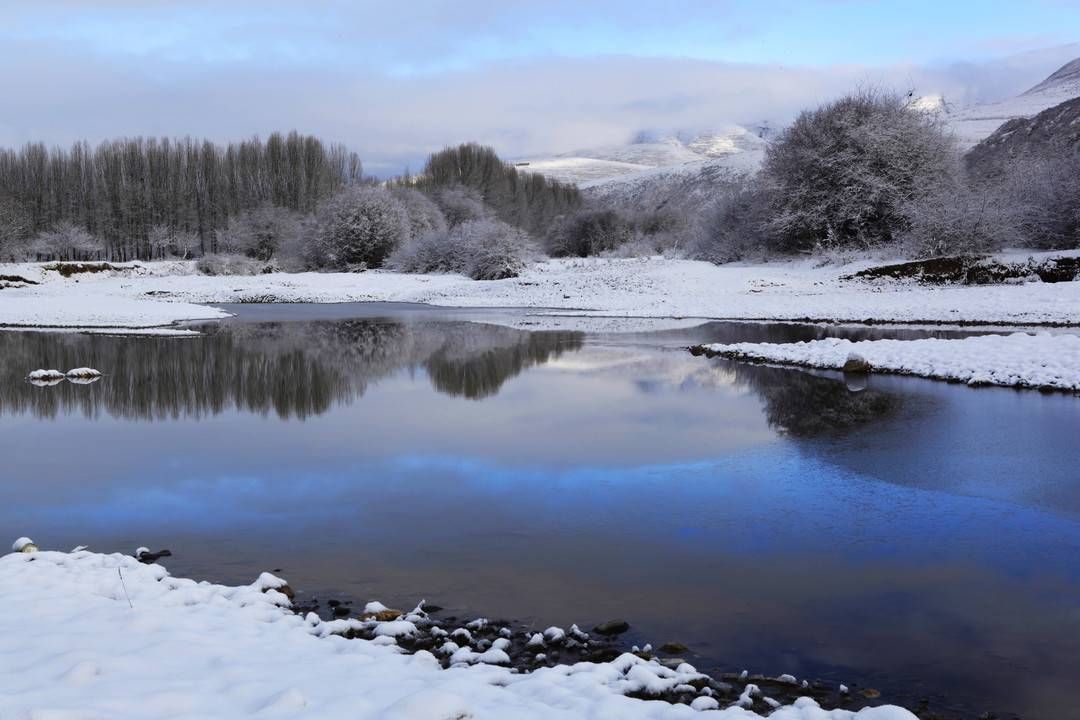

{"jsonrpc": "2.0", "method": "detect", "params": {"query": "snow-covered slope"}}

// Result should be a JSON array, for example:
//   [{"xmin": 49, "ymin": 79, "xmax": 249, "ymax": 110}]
[
  {"xmin": 948, "ymin": 57, "xmax": 1080, "ymax": 150},
  {"xmin": 521, "ymin": 127, "xmax": 768, "ymax": 193}
]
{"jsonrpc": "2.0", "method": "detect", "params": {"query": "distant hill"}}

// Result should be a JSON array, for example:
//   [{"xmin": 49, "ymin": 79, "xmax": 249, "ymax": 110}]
[
  {"xmin": 965, "ymin": 95, "xmax": 1080, "ymax": 175},
  {"xmin": 521, "ymin": 126, "xmax": 769, "ymax": 212},
  {"xmin": 946, "ymin": 56, "xmax": 1080, "ymax": 150}
]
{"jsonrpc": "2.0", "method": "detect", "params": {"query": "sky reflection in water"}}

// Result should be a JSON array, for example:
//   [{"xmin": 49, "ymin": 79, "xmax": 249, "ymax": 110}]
[{"xmin": 2, "ymin": 310, "xmax": 1078, "ymax": 718}]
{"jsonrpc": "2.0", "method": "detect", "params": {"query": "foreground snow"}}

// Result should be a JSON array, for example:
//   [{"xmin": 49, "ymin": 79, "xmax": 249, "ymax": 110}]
[
  {"xmin": 0, "ymin": 548, "xmax": 915, "ymax": 720},
  {"xmin": 2, "ymin": 253, "xmax": 1080, "ymax": 332},
  {"xmin": 698, "ymin": 332, "xmax": 1080, "ymax": 391}
]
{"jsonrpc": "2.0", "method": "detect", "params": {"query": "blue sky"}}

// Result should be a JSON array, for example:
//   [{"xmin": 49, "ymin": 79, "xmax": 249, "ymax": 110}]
[{"xmin": 1, "ymin": 1, "xmax": 1078, "ymax": 171}]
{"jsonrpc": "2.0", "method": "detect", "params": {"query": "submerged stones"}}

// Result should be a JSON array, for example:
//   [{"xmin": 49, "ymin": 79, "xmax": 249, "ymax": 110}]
[{"xmin": 593, "ymin": 619, "xmax": 630, "ymax": 636}]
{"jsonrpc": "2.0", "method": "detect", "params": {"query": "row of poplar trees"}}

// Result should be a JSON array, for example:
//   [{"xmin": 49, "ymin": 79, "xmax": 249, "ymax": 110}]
[{"xmin": 0, "ymin": 131, "xmax": 362, "ymax": 260}]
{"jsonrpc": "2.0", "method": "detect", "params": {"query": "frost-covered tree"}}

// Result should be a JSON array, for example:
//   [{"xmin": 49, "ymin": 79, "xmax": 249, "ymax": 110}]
[
  {"xmin": 392, "ymin": 188, "xmax": 448, "ymax": 241},
  {"xmin": 221, "ymin": 204, "xmax": 302, "ymax": 261},
  {"xmin": 432, "ymin": 186, "xmax": 492, "ymax": 228},
  {"xmin": 691, "ymin": 178, "xmax": 773, "ymax": 263},
  {"xmin": 417, "ymin": 143, "xmax": 581, "ymax": 234},
  {"xmin": 148, "ymin": 225, "xmax": 199, "ymax": 260},
  {"xmin": 762, "ymin": 89, "xmax": 955, "ymax": 252},
  {"xmin": 314, "ymin": 187, "xmax": 409, "ymax": 269},
  {"xmin": 30, "ymin": 222, "xmax": 104, "ymax": 260},
  {"xmin": 0, "ymin": 194, "xmax": 31, "ymax": 260},
  {"xmin": 545, "ymin": 209, "xmax": 634, "ymax": 257},
  {"xmin": 389, "ymin": 217, "xmax": 531, "ymax": 280}
]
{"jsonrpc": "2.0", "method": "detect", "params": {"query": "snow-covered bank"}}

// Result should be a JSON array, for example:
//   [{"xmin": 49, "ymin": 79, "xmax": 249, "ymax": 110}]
[
  {"xmin": 694, "ymin": 333, "xmax": 1080, "ymax": 391},
  {"xmin": 0, "ymin": 548, "xmax": 916, "ymax": 720},
  {"xmin": 2, "ymin": 253, "xmax": 1080, "ymax": 332}
]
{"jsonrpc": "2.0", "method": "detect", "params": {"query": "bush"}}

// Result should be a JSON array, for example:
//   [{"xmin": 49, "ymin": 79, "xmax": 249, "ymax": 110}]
[
  {"xmin": 148, "ymin": 224, "xmax": 199, "ymax": 260},
  {"xmin": 992, "ymin": 151, "xmax": 1080, "ymax": 250},
  {"xmin": 29, "ymin": 222, "xmax": 104, "ymax": 261},
  {"xmin": 762, "ymin": 89, "xmax": 955, "ymax": 252},
  {"xmin": 432, "ymin": 186, "xmax": 492, "ymax": 228},
  {"xmin": 898, "ymin": 178, "xmax": 1022, "ymax": 257},
  {"xmin": 392, "ymin": 188, "xmax": 448, "ymax": 240},
  {"xmin": 691, "ymin": 179, "xmax": 773, "ymax": 263},
  {"xmin": 389, "ymin": 218, "xmax": 531, "ymax": 280},
  {"xmin": 219, "ymin": 205, "xmax": 303, "ymax": 261},
  {"xmin": 314, "ymin": 187, "xmax": 409, "ymax": 269},
  {"xmin": 545, "ymin": 209, "xmax": 635, "ymax": 257},
  {"xmin": 195, "ymin": 254, "xmax": 275, "ymax": 276}
]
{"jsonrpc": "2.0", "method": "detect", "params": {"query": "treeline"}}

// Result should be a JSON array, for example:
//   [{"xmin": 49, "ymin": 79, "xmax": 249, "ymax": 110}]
[
  {"xmin": 412, "ymin": 143, "xmax": 581, "ymax": 235},
  {"xmin": 0, "ymin": 132, "xmax": 361, "ymax": 259},
  {"xmin": 0, "ymin": 137, "xmax": 584, "ymax": 279}
]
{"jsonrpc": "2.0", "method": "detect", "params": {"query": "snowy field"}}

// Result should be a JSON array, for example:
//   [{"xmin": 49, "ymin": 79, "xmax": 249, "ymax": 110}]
[
  {"xmin": 2, "ymin": 252, "xmax": 1080, "ymax": 332},
  {"xmin": 0, "ymin": 547, "xmax": 916, "ymax": 720},
  {"xmin": 696, "ymin": 333, "xmax": 1080, "ymax": 391}
]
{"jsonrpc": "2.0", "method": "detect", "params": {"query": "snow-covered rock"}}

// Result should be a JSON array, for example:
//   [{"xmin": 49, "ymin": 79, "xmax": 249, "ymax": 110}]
[{"xmin": 0, "ymin": 546, "xmax": 921, "ymax": 719}]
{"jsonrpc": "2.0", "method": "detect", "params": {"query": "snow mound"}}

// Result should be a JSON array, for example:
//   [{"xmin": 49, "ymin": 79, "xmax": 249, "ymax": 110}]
[
  {"xmin": 27, "ymin": 369, "xmax": 65, "ymax": 381},
  {"xmin": 0, "ymin": 547, "xmax": 918, "ymax": 720},
  {"xmin": 66, "ymin": 367, "xmax": 102, "ymax": 379},
  {"xmin": 698, "ymin": 332, "xmax": 1080, "ymax": 391}
]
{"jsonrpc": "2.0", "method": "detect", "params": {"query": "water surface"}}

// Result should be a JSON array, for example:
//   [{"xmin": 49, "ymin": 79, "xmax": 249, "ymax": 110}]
[{"xmin": 3, "ymin": 306, "xmax": 1078, "ymax": 719}]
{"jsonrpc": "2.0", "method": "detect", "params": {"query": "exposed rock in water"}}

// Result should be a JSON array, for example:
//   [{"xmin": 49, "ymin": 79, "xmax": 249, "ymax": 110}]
[
  {"xmin": 593, "ymin": 619, "xmax": 630, "ymax": 636},
  {"xmin": 841, "ymin": 353, "xmax": 871, "ymax": 374},
  {"xmin": 659, "ymin": 642, "xmax": 689, "ymax": 654}
]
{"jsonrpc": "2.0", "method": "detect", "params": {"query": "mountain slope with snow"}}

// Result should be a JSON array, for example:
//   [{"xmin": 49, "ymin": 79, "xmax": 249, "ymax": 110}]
[
  {"xmin": 948, "ymin": 56, "xmax": 1080, "ymax": 150},
  {"xmin": 522, "ymin": 127, "xmax": 768, "ymax": 193}
]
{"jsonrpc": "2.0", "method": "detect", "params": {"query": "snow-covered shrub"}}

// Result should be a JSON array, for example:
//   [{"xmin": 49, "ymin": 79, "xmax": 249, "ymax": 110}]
[
  {"xmin": 990, "ymin": 151, "xmax": 1080, "ymax": 250},
  {"xmin": 390, "ymin": 218, "xmax": 531, "ymax": 280},
  {"xmin": 691, "ymin": 178, "xmax": 772, "ymax": 263},
  {"xmin": 432, "ymin": 186, "xmax": 492, "ymax": 228},
  {"xmin": 392, "ymin": 188, "xmax": 448, "ymax": 240},
  {"xmin": 219, "ymin": 205, "xmax": 303, "ymax": 262},
  {"xmin": 195, "ymin": 253, "xmax": 274, "ymax": 276},
  {"xmin": 313, "ymin": 187, "xmax": 409, "ymax": 269},
  {"xmin": 545, "ymin": 209, "xmax": 634, "ymax": 257},
  {"xmin": 899, "ymin": 177, "xmax": 1022, "ymax": 257},
  {"xmin": 29, "ymin": 222, "xmax": 104, "ymax": 261},
  {"xmin": 762, "ymin": 88, "xmax": 955, "ymax": 252}
]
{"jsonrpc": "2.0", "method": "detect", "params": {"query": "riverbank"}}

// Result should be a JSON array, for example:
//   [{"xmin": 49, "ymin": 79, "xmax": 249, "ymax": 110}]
[
  {"xmin": 0, "ymin": 545, "xmax": 917, "ymax": 719},
  {"xmin": 1, "ymin": 251, "xmax": 1080, "ymax": 331}
]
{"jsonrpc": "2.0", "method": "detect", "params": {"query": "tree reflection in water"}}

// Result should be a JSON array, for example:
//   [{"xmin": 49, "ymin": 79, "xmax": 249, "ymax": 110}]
[{"xmin": 0, "ymin": 321, "xmax": 583, "ymax": 420}]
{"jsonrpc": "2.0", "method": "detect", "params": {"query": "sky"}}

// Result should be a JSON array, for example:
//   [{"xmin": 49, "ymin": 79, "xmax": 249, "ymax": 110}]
[{"xmin": 1, "ymin": 1, "xmax": 1079, "ymax": 174}]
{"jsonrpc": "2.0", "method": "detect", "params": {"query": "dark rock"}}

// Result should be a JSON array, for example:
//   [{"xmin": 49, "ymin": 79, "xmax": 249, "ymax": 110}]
[
  {"xmin": 841, "ymin": 353, "xmax": 871, "ymax": 374},
  {"xmin": 593, "ymin": 619, "xmax": 630, "ymax": 636},
  {"xmin": 332, "ymin": 605, "xmax": 351, "ymax": 618},
  {"xmin": 135, "ymin": 549, "xmax": 172, "ymax": 564},
  {"xmin": 659, "ymin": 642, "xmax": 688, "ymax": 654}
]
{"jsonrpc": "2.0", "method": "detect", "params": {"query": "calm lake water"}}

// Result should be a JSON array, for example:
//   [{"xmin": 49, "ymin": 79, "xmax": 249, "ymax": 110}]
[{"xmin": 3, "ymin": 305, "xmax": 1078, "ymax": 719}]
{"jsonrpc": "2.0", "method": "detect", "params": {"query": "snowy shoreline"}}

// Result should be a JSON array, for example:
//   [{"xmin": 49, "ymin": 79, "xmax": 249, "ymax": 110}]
[
  {"xmin": 2, "ymin": 252, "xmax": 1080, "ymax": 333},
  {"xmin": 692, "ymin": 332, "xmax": 1080, "ymax": 392},
  {"xmin": 0, "ymin": 546, "xmax": 917, "ymax": 719}
]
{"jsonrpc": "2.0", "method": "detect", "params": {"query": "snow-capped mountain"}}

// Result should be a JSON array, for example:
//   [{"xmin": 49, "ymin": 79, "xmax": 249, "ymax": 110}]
[
  {"xmin": 947, "ymin": 57, "xmax": 1080, "ymax": 150},
  {"xmin": 520, "ymin": 126, "xmax": 769, "ymax": 190},
  {"xmin": 520, "ymin": 126, "xmax": 769, "ymax": 211}
]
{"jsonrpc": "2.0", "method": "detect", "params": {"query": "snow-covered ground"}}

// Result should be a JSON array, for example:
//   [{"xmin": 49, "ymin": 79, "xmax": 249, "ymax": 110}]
[
  {"xmin": 0, "ymin": 547, "xmax": 915, "ymax": 720},
  {"xmin": 2, "ymin": 253, "xmax": 1080, "ymax": 332},
  {"xmin": 697, "ymin": 332, "xmax": 1080, "ymax": 391}
]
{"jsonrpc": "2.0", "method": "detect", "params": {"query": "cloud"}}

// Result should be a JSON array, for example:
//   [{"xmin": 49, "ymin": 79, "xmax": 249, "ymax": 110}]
[{"xmin": 1, "ymin": 3, "xmax": 1077, "ymax": 175}]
